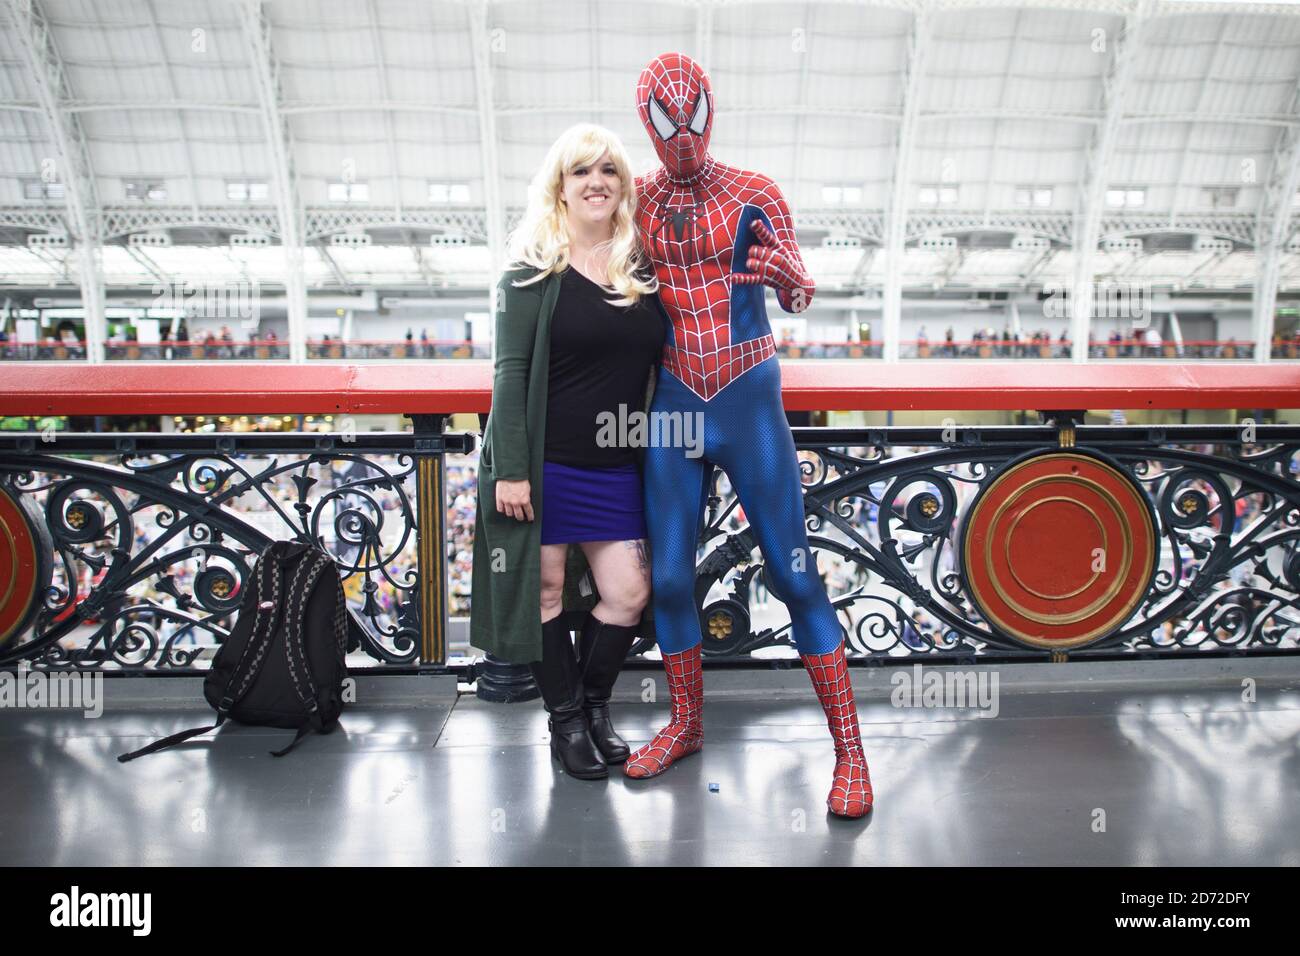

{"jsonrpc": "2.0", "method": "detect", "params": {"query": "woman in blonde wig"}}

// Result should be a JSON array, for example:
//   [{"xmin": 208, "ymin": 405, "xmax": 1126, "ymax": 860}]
[{"xmin": 470, "ymin": 123, "xmax": 667, "ymax": 779}]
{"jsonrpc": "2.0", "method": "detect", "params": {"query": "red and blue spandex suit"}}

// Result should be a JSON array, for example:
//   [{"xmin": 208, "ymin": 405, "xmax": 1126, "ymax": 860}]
[{"xmin": 625, "ymin": 52, "xmax": 873, "ymax": 818}]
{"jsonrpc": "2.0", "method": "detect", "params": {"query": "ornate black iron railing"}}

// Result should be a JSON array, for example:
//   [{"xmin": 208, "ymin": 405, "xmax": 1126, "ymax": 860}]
[
  {"xmin": 691, "ymin": 422, "xmax": 1300, "ymax": 662},
  {"xmin": 0, "ymin": 421, "xmax": 468, "ymax": 672},
  {"xmin": 1, "ymin": 420, "xmax": 1297, "ymax": 674}
]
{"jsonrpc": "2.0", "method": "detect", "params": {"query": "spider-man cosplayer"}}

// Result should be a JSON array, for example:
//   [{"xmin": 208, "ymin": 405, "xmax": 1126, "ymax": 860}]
[{"xmin": 625, "ymin": 52, "xmax": 872, "ymax": 817}]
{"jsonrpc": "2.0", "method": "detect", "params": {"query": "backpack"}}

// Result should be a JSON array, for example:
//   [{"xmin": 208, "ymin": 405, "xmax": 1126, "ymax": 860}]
[{"xmin": 118, "ymin": 540, "xmax": 350, "ymax": 761}]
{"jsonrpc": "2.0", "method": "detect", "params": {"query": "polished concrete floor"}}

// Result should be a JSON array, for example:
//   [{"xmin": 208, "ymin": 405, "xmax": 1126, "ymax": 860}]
[{"xmin": 1, "ymin": 658, "xmax": 1298, "ymax": 866}]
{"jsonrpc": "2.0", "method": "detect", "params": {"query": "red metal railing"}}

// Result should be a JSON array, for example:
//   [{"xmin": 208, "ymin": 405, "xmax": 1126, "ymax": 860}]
[{"xmin": 3, "ymin": 362, "xmax": 1300, "ymax": 416}]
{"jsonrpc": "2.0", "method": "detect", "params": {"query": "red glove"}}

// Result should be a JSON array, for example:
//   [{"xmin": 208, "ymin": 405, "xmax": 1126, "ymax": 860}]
[{"xmin": 727, "ymin": 219, "xmax": 815, "ymax": 313}]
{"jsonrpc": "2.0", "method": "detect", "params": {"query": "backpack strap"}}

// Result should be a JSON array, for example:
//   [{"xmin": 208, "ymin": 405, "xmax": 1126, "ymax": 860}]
[
  {"xmin": 334, "ymin": 572, "xmax": 349, "ymax": 671},
  {"xmin": 268, "ymin": 718, "xmax": 322, "ymax": 758},
  {"xmin": 117, "ymin": 716, "xmax": 227, "ymax": 762},
  {"xmin": 282, "ymin": 549, "xmax": 333, "ymax": 717},
  {"xmin": 266, "ymin": 548, "xmax": 340, "ymax": 757}
]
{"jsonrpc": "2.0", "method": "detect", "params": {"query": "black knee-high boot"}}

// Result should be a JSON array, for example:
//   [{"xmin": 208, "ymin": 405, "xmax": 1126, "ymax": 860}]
[
  {"xmin": 530, "ymin": 613, "xmax": 607, "ymax": 779},
  {"xmin": 577, "ymin": 611, "xmax": 640, "ymax": 764}
]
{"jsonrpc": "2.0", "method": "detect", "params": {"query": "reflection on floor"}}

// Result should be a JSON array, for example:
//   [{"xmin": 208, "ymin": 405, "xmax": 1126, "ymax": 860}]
[{"xmin": 2, "ymin": 659, "xmax": 1298, "ymax": 866}]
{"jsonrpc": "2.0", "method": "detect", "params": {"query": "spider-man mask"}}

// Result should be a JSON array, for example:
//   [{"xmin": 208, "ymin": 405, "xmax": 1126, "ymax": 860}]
[{"xmin": 636, "ymin": 53, "xmax": 713, "ymax": 181}]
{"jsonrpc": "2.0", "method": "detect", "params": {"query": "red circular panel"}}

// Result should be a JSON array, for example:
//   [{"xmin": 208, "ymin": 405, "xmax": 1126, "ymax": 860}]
[
  {"xmin": 0, "ymin": 486, "xmax": 50, "ymax": 648},
  {"xmin": 961, "ymin": 452, "xmax": 1156, "ymax": 649}
]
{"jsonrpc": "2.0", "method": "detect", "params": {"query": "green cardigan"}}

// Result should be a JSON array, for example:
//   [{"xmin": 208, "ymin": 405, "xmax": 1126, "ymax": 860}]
[{"xmin": 469, "ymin": 263, "xmax": 659, "ymax": 664}]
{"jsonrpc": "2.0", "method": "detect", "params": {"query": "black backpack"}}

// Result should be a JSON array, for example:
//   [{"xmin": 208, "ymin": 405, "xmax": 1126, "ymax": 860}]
[{"xmin": 118, "ymin": 540, "xmax": 350, "ymax": 761}]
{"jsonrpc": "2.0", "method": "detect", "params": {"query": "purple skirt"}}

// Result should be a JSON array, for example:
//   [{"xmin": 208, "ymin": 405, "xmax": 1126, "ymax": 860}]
[{"xmin": 540, "ymin": 459, "xmax": 648, "ymax": 545}]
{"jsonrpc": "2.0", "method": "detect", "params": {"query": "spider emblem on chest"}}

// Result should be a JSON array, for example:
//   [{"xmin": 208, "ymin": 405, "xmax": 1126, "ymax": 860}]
[{"xmin": 646, "ymin": 200, "xmax": 710, "ymax": 266}]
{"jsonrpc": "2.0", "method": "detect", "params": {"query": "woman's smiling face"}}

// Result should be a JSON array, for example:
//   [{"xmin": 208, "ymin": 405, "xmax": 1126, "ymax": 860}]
[{"xmin": 561, "ymin": 150, "xmax": 621, "ymax": 227}]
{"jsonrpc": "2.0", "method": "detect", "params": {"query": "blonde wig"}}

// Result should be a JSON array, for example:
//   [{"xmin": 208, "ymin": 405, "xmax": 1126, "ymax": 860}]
[{"xmin": 504, "ymin": 122, "xmax": 657, "ymax": 307}]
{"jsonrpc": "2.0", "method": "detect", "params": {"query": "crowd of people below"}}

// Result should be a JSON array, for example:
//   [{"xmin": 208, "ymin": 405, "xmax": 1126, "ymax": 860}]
[{"xmin": 3, "ymin": 322, "xmax": 1296, "ymax": 361}]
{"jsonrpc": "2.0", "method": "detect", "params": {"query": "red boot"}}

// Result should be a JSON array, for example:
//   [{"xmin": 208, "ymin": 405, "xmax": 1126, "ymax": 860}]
[
  {"xmin": 801, "ymin": 645, "xmax": 873, "ymax": 817},
  {"xmin": 624, "ymin": 644, "xmax": 703, "ymax": 778}
]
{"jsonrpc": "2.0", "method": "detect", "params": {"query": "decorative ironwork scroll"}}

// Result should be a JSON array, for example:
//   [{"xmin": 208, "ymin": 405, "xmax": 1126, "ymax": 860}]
[
  {"xmin": 687, "ymin": 424, "xmax": 1300, "ymax": 660},
  {"xmin": 0, "ymin": 430, "xmax": 471, "ymax": 671}
]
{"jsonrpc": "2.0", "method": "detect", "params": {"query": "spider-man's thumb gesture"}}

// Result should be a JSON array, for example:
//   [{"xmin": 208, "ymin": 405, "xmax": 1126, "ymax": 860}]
[{"xmin": 728, "ymin": 218, "xmax": 816, "ymax": 314}]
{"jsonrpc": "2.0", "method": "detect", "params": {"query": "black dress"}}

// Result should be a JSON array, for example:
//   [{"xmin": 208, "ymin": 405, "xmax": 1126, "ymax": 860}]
[{"xmin": 539, "ymin": 267, "xmax": 666, "ymax": 545}]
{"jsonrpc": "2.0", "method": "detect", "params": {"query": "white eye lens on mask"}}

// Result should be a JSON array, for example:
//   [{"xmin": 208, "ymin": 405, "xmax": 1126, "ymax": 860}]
[
  {"xmin": 648, "ymin": 97, "xmax": 677, "ymax": 140},
  {"xmin": 687, "ymin": 93, "xmax": 709, "ymax": 135}
]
